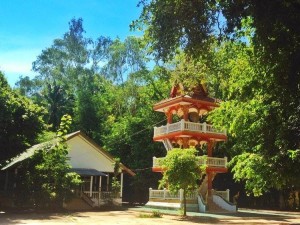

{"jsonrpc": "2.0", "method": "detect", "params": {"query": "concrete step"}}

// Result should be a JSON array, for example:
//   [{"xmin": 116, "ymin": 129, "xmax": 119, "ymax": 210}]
[
  {"xmin": 145, "ymin": 201, "xmax": 181, "ymax": 211},
  {"xmin": 145, "ymin": 201, "xmax": 200, "ymax": 213}
]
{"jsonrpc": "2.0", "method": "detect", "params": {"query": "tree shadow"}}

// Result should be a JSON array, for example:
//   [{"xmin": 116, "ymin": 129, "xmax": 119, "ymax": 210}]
[{"xmin": 173, "ymin": 215, "xmax": 220, "ymax": 224}]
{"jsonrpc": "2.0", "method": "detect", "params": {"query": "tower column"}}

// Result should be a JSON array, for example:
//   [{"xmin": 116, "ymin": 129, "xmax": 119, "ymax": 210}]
[
  {"xmin": 166, "ymin": 110, "xmax": 172, "ymax": 124},
  {"xmin": 182, "ymin": 137, "xmax": 189, "ymax": 148},
  {"xmin": 207, "ymin": 141, "xmax": 214, "ymax": 196},
  {"xmin": 182, "ymin": 106, "xmax": 189, "ymax": 121},
  {"xmin": 207, "ymin": 141, "xmax": 214, "ymax": 157},
  {"xmin": 207, "ymin": 172, "xmax": 213, "ymax": 196}
]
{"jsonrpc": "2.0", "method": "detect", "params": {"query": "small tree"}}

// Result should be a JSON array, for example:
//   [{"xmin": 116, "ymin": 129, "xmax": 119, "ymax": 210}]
[
  {"xmin": 159, "ymin": 148, "xmax": 202, "ymax": 216},
  {"xmin": 22, "ymin": 115, "xmax": 82, "ymax": 208},
  {"xmin": 111, "ymin": 158, "xmax": 121, "ymax": 198}
]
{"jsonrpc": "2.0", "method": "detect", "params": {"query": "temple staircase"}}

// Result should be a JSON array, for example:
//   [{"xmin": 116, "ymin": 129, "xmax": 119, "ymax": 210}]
[{"xmin": 162, "ymin": 139, "xmax": 173, "ymax": 151}]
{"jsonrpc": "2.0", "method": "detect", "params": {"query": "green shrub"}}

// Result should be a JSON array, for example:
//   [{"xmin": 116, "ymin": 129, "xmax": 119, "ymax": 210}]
[{"xmin": 138, "ymin": 210, "xmax": 162, "ymax": 218}]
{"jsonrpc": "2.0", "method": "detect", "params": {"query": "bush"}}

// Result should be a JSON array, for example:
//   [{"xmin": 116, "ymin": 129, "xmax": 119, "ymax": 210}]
[{"xmin": 138, "ymin": 210, "xmax": 163, "ymax": 218}]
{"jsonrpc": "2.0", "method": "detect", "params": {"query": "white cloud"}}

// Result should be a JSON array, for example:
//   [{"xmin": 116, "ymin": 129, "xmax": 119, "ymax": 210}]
[
  {"xmin": 0, "ymin": 48, "xmax": 40, "ymax": 73},
  {"xmin": 0, "ymin": 48, "xmax": 41, "ymax": 86}
]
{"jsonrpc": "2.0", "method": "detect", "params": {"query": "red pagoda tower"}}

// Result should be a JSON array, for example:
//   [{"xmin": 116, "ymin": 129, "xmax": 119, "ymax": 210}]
[{"xmin": 148, "ymin": 83, "xmax": 236, "ymax": 212}]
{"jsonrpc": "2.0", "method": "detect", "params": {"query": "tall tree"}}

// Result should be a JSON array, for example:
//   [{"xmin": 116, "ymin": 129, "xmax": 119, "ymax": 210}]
[
  {"xmin": 30, "ymin": 18, "xmax": 112, "ymax": 130},
  {"xmin": 102, "ymin": 36, "xmax": 147, "ymax": 83},
  {"xmin": 102, "ymin": 67, "xmax": 170, "ymax": 202},
  {"xmin": 207, "ymin": 40, "xmax": 300, "ymax": 196}
]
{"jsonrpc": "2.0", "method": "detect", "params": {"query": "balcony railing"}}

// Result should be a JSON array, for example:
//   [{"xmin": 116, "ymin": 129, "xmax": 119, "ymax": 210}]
[
  {"xmin": 153, "ymin": 119, "xmax": 226, "ymax": 138},
  {"xmin": 153, "ymin": 156, "xmax": 227, "ymax": 168}
]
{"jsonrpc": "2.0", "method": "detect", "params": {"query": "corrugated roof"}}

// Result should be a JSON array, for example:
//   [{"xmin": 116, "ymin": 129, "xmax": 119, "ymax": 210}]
[
  {"xmin": 1, "ymin": 140, "xmax": 57, "ymax": 170},
  {"xmin": 70, "ymin": 168, "xmax": 108, "ymax": 176}
]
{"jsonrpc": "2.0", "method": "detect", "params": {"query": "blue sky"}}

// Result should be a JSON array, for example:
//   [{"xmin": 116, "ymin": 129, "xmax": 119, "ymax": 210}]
[{"xmin": 0, "ymin": 0, "xmax": 142, "ymax": 86}]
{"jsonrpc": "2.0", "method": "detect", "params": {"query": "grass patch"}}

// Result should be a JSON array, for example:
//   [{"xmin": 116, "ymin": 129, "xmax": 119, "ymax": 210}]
[{"xmin": 138, "ymin": 210, "xmax": 163, "ymax": 218}]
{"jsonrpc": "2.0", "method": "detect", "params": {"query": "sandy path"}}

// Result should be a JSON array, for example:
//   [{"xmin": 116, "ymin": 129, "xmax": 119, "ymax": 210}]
[{"xmin": 0, "ymin": 210, "xmax": 299, "ymax": 225}]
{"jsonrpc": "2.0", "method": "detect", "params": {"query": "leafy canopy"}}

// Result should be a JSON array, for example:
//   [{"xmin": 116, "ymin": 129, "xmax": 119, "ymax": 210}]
[{"xmin": 0, "ymin": 72, "xmax": 45, "ymax": 163}]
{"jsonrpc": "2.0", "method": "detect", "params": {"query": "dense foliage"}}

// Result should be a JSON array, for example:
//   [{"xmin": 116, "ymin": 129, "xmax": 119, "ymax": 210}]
[
  {"xmin": 15, "ymin": 115, "xmax": 81, "ymax": 208},
  {"xmin": 135, "ymin": 0, "xmax": 300, "ymax": 198},
  {"xmin": 0, "ymin": 72, "xmax": 45, "ymax": 164},
  {"xmin": 12, "ymin": 18, "xmax": 170, "ymax": 202}
]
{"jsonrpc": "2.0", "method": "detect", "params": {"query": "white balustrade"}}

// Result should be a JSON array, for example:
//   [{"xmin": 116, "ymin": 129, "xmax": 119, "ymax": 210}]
[
  {"xmin": 153, "ymin": 156, "xmax": 227, "ymax": 169},
  {"xmin": 212, "ymin": 189, "xmax": 230, "ymax": 201},
  {"xmin": 153, "ymin": 119, "xmax": 226, "ymax": 138},
  {"xmin": 154, "ymin": 125, "xmax": 167, "ymax": 136},
  {"xmin": 149, "ymin": 188, "xmax": 197, "ymax": 200},
  {"xmin": 167, "ymin": 122, "xmax": 181, "ymax": 132},
  {"xmin": 206, "ymin": 157, "xmax": 227, "ymax": 167}
]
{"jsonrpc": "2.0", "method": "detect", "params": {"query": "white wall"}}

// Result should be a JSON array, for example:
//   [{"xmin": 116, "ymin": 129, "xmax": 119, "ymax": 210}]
[{"xmin": 67, "ymin": 135, "xmax": 115, "ymax": 173}]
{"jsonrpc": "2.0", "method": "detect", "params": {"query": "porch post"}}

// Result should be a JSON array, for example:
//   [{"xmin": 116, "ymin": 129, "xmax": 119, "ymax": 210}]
[
  {"xmin": 99, "ymin": 176, "xmax": 102, "ymax": 191},
  {"xmin": 90, "ymin": 176, "xmax": 93, "ymax": 197},
  {"xmin": 149, "ymin": 188, "xmax": 152, "ymax": 199},
  {"xmin": 107, "ymin": 174, "xmax": 109, "ymax": 191},
  {"xmin": 120, "ymin": 173, "xmax": 124, "ymax": 198},
  {"xmin": 4, "ymin": 170, "xmax": 9, "ymax": 191}
]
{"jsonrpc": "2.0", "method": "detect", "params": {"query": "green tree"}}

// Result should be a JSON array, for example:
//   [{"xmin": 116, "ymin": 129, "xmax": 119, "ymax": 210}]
[
  {"xmin": 19, "ymin": 115, "xmax": 81, "ymax": 208},
  {"xmin": 133, "ymin": 0, "xmax": 217, "ymax": 60},
  {"xmin": 159, "ymin": 148, "xmax": 202, "ymax": 216},
  {"xmin": 102, "ymin": 36, "xmax": 147, "ymax": 83},
  {"xmin": 207, "ymin": 40, "xmax": 300, "ymax": 196},
  {"xmin": 0, "ymin": 72, "xmax": 45, "ymax": 163},
  {"xmin": 111, "ymin": 158, "xmax": 121, "ymax": 197},
  {"xmin": 102, "ymin": 67, "xmax": 170, "ymax": 202}
]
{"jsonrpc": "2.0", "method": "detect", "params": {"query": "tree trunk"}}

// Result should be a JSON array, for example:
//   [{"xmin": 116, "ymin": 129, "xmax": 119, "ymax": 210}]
[{"xmin": 183, "ymin": 189, "xmax": 187, "ymax": 216}]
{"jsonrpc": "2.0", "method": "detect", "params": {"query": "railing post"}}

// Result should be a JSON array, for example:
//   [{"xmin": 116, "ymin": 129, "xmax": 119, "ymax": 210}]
[
  {"xmin": 179, "ymin": 189, "xmax": 184, "ymax": 201},
  {"xmin": 163, "ymin": 188, "xmax": 166, "ymax": 199},
  {"xmin": 153, "ymin": 156, "xmax": 156, "ymax": 167},
  {"xmin": 181, "ymin": 119, "xmax": 185, "ymax": 130},
  {"xmin": 226, "ymin": 189, "xmax": 230, "ymax": 201},
  {"xmin": 149, "ymin": 188, "xmax": 152, "ymax": 199},
  {"xmin": 203, "ymin": 122, "xmax": 207, "ymax": 133},
  {"xmin": 154, "ymin": 127, "xmax": 157, "ymax": 137},
  {"xmin": 224, "ymin": 156, "xmax": 228, "ymax": 167}
]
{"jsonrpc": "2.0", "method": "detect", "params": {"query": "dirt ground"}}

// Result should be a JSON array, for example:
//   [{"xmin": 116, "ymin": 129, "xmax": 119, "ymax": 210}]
[{"xmin": 0, "ymin": 209, "xmax": 300, "ymax": 225}]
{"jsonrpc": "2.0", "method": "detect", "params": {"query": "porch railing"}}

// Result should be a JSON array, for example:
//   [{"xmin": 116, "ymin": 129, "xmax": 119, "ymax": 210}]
[
  {"xmin": 83, "ymin": 191, "xmax": 120, "ymax": 200},
  {"xmin": 153, "ymin": 156, "xmax": 227, "ymax": 168},
  {"xmin": 154, "ymin": 119, "xmax": 226, "ymax": 138}
]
